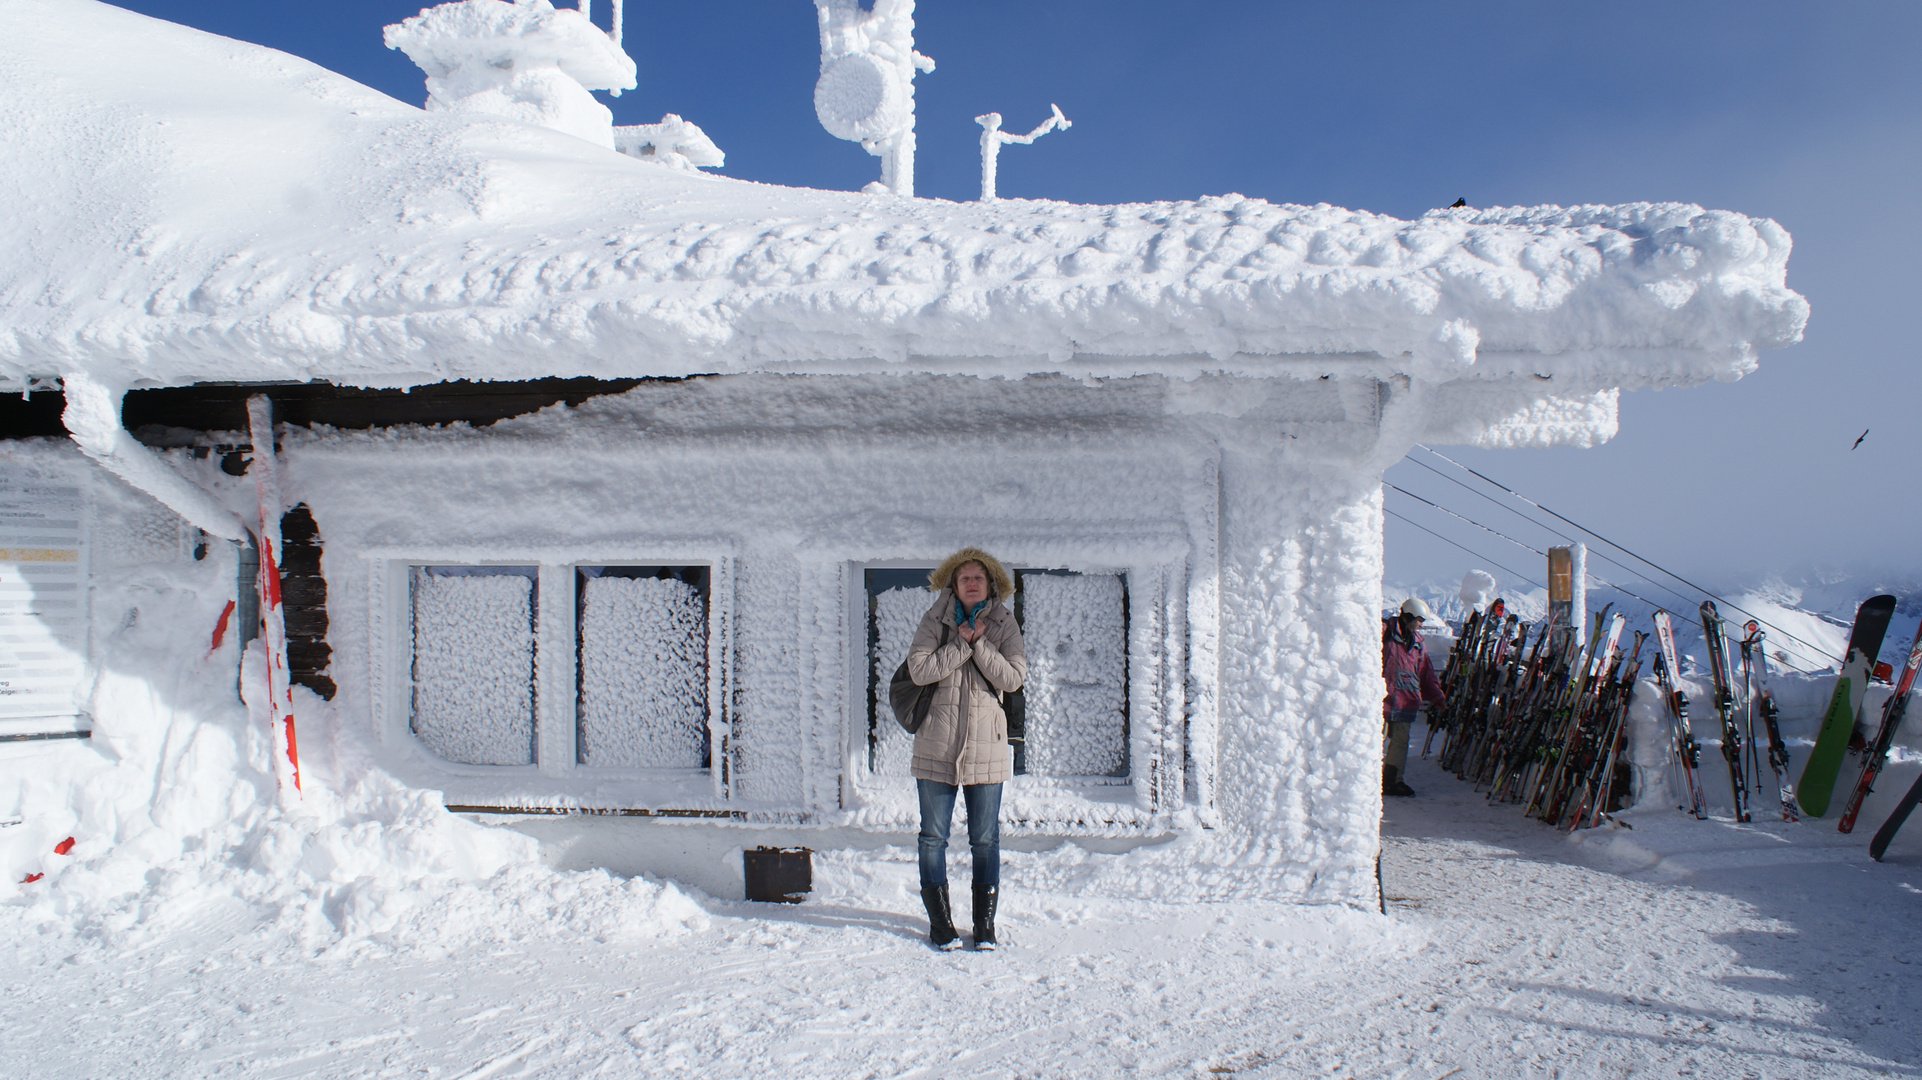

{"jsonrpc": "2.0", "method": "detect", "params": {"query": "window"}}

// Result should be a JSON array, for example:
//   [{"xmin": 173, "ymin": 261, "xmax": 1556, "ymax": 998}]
[
  {"xmin": 576, "ymin": 566, "xmax": 711, "ymax": 769},
  {"xmin": 866, "ymin": 568, "xmax": 932, "ymax": 777},
  {"xmin": 410, "ymin": 565, "xmax": 537, "ymax": 766},
  {"xmin": 1015, "ymin": 570, "xmax": 1129, "ymax": 778},
  {"xmin": 864, "ymin": 567, "xmax": 1129, "ymax": 780}
]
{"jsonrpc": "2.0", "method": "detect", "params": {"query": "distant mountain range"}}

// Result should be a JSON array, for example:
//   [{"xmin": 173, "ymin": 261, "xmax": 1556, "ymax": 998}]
[{"xmin": 1385, "ymin": 570, "xmax": 1922, "ymax": 676}]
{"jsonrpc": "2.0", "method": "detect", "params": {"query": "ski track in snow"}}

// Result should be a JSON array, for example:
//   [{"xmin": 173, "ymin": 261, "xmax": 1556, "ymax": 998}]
[{"xmin": 6, "ymin": 750, "xmax": 1920, "ymax": 1079}]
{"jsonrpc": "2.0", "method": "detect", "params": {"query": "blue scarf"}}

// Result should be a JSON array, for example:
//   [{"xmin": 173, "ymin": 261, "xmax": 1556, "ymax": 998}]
[{"xmin": 955, "ymin": 597, "xmax": 989, "ymax": 629}]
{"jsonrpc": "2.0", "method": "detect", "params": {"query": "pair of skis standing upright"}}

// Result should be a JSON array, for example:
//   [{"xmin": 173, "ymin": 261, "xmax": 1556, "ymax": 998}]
[
  {"xmin": 1656, "ymin": 593, "xmax": 1922, "ymax": 860},
  {"xmin": 1651, "ymin": 600, "xmax": 1799, "ymax": 825}
]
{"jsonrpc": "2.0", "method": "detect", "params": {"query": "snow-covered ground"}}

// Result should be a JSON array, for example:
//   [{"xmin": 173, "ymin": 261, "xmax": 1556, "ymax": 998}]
[{"xmin": 6, "ymin": 749, "xmax": 1918, "ymax": 1079}]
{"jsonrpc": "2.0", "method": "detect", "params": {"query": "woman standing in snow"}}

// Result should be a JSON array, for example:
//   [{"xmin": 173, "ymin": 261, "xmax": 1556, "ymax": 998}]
[{"xmin": 905, "ymin": 547, "xmax": 1027, "ymax": 950}]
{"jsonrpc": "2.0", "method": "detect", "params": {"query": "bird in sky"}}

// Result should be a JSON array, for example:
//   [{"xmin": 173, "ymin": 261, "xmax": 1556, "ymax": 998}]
[{"xmin": 1852, "ymin": 428, "xmax": 1869, "ymax": 450}]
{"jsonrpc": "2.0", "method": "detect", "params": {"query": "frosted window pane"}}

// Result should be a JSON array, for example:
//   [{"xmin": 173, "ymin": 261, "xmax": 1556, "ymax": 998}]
[
  {"xmin": 1022, "ymin": 573, "xmax": 1127, "ymax": 777},
  {"xmin": 411, "ymin": 570, "xmax": 535, "ymax": 766},
  {"xmin": 577, "ymin": 576, "xmax": 708, "ymax": 768},
  {"xmin": 869, "ymin": 585, "xmax": 931, "ymax": 777}
]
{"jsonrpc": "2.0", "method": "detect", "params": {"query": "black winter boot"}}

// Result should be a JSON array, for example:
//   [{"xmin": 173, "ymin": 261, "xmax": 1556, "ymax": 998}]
[
  {"xmin": 921, "ymin": 886, "xmax": 961, "ymax": 950},
  {"xmin": 1383, "ymin": 764, "xmax": 1416, "ymax": 798},
  {"xmin": 972, "ymin": 884, "xmax": 998, "ymax": 950}
]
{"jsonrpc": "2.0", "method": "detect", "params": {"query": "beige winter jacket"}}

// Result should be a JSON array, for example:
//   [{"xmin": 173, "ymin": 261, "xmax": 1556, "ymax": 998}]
[{"xmin": 906, "ymin": 589, "xmax": 1027, "ymax": 787}]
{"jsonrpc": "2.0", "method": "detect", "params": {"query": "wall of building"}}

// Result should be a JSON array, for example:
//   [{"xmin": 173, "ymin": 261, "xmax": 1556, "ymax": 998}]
[{"xmin": 3, "ymin": 369, "xmax": 1412, "ymax": 907}]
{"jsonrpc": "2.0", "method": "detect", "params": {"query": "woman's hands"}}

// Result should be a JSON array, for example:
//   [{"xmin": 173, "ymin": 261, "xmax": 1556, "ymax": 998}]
[{"xmin": 957, "ymin": 620, "xmax": 984, "ymax": 644}]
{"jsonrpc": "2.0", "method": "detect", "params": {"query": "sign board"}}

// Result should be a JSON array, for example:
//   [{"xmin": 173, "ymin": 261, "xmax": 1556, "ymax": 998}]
[{"xmin": 0, "ymin": 463, "xmax": 89, "ymax": 722}]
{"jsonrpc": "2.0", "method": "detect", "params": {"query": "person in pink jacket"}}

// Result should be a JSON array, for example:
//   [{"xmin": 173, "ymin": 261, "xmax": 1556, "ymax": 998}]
[{"xmin": 1383, "ymin": 597, "xmax": 1445, "ymax": 797}]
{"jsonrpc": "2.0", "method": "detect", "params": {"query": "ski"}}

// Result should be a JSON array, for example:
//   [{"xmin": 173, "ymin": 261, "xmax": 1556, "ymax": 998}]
[
  {"xmin": 1652, "ymin": 610, "xmax": 1707, "ymax": 819},
  {"xmin": 1700, "ymin": 602, "xmax": 1749, "ymax": 823},
  {"xmin": 1527, "ymin": 609, "xmax": 1623, "ymax": 821},
  {"xmin": 1798, "ymin": 594, "xmax": 1897, "ymax": 818},
  {"xmin": 1562, "ymin": 632, "xmax": 1644, "ymax": 830},
  {"xmin": 1839, "ymin": 616, "xmax": 1922, "ymax": 833},
  {"xmin": 1870, "ymin": 770, "xmax": 1922, "ymax": 861},
  {"xmin": 1741, "ymin": 622, "xmax": 1798, "ymax": 820}
]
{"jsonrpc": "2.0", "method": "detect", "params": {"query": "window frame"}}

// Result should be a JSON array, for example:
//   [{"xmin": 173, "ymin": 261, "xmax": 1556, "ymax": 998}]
[
  {"xmin": 372, "ymin": 550, "xmax": 735, "ymax": 808},
  {"xmin": 844, "ymin": 551, "xmax": 1197, "ymax": 832}
]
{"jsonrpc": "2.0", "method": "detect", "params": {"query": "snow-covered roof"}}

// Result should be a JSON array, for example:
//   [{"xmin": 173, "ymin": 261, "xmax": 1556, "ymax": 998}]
[{"xmin": 0, "ymin": 0, "xmax": 1807, "ymax": 393}]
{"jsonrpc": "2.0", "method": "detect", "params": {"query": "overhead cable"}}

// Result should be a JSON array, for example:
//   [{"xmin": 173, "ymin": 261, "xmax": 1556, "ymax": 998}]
[
  {"xmin": 1413, "ymin": 444, "xmax": 1841, "ymax": 665},
  {"xmin": 1401, "ymin": 454, "xmax": 1701, "ymax": 613},
  {"xmin": 1386, "ymin": 484, "xmax": 1671, "ymax": 613},
  {"xmin": 1383, "ymin": 507, "xmax": 1547, "ymax": 592}
]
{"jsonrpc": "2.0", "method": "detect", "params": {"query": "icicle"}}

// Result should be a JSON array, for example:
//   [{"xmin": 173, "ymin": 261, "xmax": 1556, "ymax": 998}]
[{"xmin": 975, "ymin": 103, "xmax": 1069, "ymax": 202}]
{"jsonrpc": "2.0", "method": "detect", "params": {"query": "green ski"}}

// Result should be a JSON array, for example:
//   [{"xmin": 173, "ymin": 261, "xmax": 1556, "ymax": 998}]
[{"xmin": 1797, "ymin": 594, "xmax": 1897, "ymax": 817}]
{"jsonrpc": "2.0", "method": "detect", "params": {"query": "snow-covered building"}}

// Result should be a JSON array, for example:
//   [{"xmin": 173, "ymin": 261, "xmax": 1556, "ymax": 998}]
[{"xmin": 0, "ymin": 0, "xmax": 1806, "ymax": 909}]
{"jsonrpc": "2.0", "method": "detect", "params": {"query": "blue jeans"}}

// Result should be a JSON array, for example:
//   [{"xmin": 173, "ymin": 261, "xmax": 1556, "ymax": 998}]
[{"xmin": 916, "ymin": 779, "xmax": 1002, "ymax": 889}]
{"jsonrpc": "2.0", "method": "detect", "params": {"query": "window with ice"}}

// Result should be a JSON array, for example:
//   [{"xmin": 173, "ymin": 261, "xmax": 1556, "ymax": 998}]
[
  {"xmin": 410, "ymin": 566, "xmax": 537, "ymax": 766},
  {"xmin": 576, "ymin": 566, "xmax": 710, "ymax": 769},
  {"xmin": 1017, "ymin": 570, "xmax": 1129, "ymax": 778},
  {"xmin": 866, "ymin": 569, "xmax": 935, "ymax": 777},
  {"xmin": 864, "ymin": 567, "xmax": 1129, "ymax": 780}
]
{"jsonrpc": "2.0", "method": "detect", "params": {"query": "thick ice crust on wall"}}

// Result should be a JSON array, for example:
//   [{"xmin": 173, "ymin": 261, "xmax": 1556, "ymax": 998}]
[
  {"xmin": 254, "ymin": 375, "xmax": 1386, "ymax": 905},
  {"xmin": 0, "ymin": 0, "xmax": 1804, "ymax": 395},
  {"xmin": 1421, "ymin": 384, "xmax": 1622, "ymax": 450},
  {"xmin": 1205, "ymin": 453, "xmax": 1384, "ymax": 906}
]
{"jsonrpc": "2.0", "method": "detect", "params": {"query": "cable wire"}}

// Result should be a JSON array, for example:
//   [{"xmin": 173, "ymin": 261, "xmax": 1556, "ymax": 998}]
[
  {"xmin": 1387, "ymin": 483, "xmax": 1546, "ymax": 557},
  {"xmin": 1386, "ymin": 484, "xmax": 1673, "ymax": 613},
  {"xmin": 1384, "ymin": 507, "xmax": 1546, "ymax": 592},
  {"xmin": 1401, "ymin": 454, "xmax": 1702, "ymax": 613},
  {"xmin": 1413, "ymin": 444, "xmax": 1842, "ymax": 665}
]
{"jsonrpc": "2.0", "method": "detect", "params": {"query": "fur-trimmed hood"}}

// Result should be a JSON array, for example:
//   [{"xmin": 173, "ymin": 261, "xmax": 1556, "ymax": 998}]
[{"xmin": 928, "ymin": 547, "xmax": 1014, "ymax": 600}]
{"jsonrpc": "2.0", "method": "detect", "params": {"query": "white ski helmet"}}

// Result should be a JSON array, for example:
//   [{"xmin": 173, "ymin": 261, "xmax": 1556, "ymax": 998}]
[{"xmin": 1400, "ymin": 597, "xmax": 1434, "ymax": 622}]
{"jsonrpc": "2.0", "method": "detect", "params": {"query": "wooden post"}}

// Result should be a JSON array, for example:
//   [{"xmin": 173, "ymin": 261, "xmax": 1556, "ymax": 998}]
[{"xmin": 1547, "ymin": 544, "xmax": 1588, "ymax": 646}]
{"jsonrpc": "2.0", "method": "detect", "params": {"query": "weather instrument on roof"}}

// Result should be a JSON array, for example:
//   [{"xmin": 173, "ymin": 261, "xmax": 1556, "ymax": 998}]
[{"xmin": 812, "ymin": 0, "xmax": 934, "ymax": 196}]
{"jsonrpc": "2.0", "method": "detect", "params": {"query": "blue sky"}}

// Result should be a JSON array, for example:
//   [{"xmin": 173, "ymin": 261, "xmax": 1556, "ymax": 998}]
[{"xmin": 115, "ymin": 1, "xmax": 1922, "ymax": 590}]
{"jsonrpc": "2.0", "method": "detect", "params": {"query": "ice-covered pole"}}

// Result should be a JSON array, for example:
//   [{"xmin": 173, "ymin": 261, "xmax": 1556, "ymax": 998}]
[
  {"xmin": 576, "ymin": 0, "xmax": 622, "ymax": 44},
  {"xmin": 1570, "ymin": 541, "xmax": 1587, "ymax": 648},
  {"xmin": 975, "ymin": 104, "xmax": 1070, "ymax": 201},
  {"xmin": 812, "ymin": 0, "xmax": 934, "ymax": 196},
  {"xmin": 246, "ymin": 395, "xmax": 302, "ymax": 801}
]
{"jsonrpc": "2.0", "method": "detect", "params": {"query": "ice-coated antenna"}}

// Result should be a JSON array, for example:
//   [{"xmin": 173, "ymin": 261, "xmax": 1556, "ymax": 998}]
[
  {"xmin": 812, "ymin": 0, "xmax": 935, "ymax": 197},
  {"xmin": 975, "ymin": 105, "xmax": 1070, "ymax": 202},
  {"xmin": 577, "ymin": 0, "xmax": 623, "ymax": 46}
]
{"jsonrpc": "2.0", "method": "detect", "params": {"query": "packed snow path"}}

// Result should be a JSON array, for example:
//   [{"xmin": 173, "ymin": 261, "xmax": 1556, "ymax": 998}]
[{"xmin": 6, "ymin": 751, "xmax": 1919, "ymax": 1078}]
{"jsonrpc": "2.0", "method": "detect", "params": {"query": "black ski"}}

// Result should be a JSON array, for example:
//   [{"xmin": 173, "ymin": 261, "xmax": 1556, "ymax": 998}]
[
  {"xmin": 1741, "ymin": 622, "xmax": 1798, "ymax": 820},
  {"xmin": 1841, "ymin": 617, "xmax": 1922, "ymax": 833},
  {"xmin": 1700, "ymin": 601, "xmax": 1750, "ymax": 823},
  {"xmin": 1871, "ymin": 771, "xmax": 1922, "ymax": 861}
]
